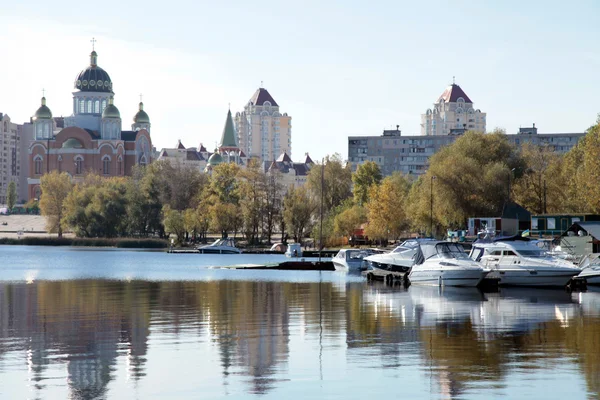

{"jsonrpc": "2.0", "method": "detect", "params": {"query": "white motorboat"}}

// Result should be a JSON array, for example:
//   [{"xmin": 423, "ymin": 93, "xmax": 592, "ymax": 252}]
[
  {"xmin": 470, "ymin": 239, "xmax": 581, "ymax": 287},
  {"xmin": 285, "ymin": 243, "xmax": 302, "ymax": 258},
  {"xmin": 409, "ymin": 241, "xmax": 489, "ymax": 287},
  {"xmin": 363, "ymin": 239, "xmax": 434, "ymax": 274},
  {"xmin": 333, "ymin": 249, "xmax": 380, "ymax": 272},
  {"xmin": 197, "ymin": 238, "xmax": 241, "ymax": 254},
  {"xmin": 575, "ymin": 254, "xmax": 600, "ymax": 285}
]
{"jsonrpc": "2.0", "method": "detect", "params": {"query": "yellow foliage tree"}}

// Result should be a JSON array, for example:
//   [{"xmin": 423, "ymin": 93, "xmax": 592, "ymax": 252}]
[
  {"xmin": 39, "ymin": 171, "xmax": 72, "ymax": 237},
  {"xmin": 365, "ymin": 173, "xmax": 411, "ymax": 241}
]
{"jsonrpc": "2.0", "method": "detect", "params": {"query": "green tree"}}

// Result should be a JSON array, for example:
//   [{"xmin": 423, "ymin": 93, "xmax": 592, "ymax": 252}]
[
  {"xmin": 163, "ymin": 205, "xmax": 186, "ymax": 244},
  {"xmin": 7, "ymin": 181, "xmax": 17, "ymax": 211},
  {"xmin": 334, "ymin": 204, "xmax": 367, "ymax": 240},
  {"xmin": 307, "ymin": 153, "xmax": 352, "ymax": 211},
  {"xmin": 283, "ymin": 186, "xmax": 317, "ymax": 243},
  {"xmin": 365, "ymin": 173, "xmax": 411, "ymax": 241},
  {"xmin": 209, "ymin": 202, "xmax": 241, "ymax": 238},
  {"xmin": 39, "ymin": 171, "xmax": 72, "ymax": 238},
  {"xmin": 263, "ymin": 171, "xmax": 284, "ymax": 244},
  {"xmin": 352, "ymin": 161, "xmax": 382, "ymax": 205},
  {"xmin": 126, "ymin": 165, "xmax": 164, "ymax": 237},
  {"xmin": 239, "ymin": 159, "xmax": 266, "ymax": 245}
]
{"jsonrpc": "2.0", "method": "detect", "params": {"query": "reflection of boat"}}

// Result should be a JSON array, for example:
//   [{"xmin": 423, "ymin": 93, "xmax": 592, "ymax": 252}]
[
  {"xmin": 197, "ymin": 238, "xmax": 241, "ymax": 254},
  {"xmin": 409, "ymin": 241, "xmax": 489, "ymax": 287},
  {"xmin": 576, "ymin": 254, "xmax": 600, "ymax": 285},
  {"xmin": 364, "ymin": 239, "xmax": 434, "ymax": 274},
  {"xmin": 285, "ymin": 243, "xmax": 302, "ymax": 258},
  {"xmin": 333, "ymin": 249, "xmax": 377, "ymax": 272},
  {"xmin": 470, "ymin": 240, "xmax": 581, "ymax": 287}
]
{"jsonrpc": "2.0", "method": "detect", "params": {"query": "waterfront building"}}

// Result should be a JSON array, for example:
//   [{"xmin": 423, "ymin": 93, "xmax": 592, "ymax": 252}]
[
  {"xmin": 235, "ymin": 87, "xmax": 291, "ymax": 163},
  {"xmin": 27, "ymin": 48, "xmax": 154, "ymax": 200},
  {"xmin": 265, "ymin": 152, "xmax": 314, "ymax": 190},
  {"xmin": 505, "ymin": 124, "xmax": 584, "ymax": 152},
  {"xmin": 420, "ymin": 82, "xmax": 487, "ymax": 136},
  {"xmin": 158, "ymin": 140, "xmax": 209, "ymax": 171},
  {"xmin": 0, "ymin": 113, "xmax": 21, "ymax": 204}
]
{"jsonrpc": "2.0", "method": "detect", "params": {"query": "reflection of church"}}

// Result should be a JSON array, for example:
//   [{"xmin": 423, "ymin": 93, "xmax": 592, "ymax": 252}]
[{"xmin": 27, "ymin": 45, "xmax": 153, "ymax": 200}]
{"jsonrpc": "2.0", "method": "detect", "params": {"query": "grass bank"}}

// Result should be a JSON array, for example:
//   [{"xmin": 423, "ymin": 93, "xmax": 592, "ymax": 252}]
[{"xmin": 0, "ymin": 237, "xmax": 169, "ymax": 248}]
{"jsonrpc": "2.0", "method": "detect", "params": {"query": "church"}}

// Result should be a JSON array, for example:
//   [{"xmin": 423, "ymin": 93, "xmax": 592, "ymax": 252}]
[{"xmin": 27, "ymin": 46, "xmax": 154, "ymax": 200}]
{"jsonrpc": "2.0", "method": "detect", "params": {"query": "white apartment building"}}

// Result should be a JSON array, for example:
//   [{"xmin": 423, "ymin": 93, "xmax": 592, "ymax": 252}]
[
  {"xmin": 420, "ymin": 82, "xmax": 486, "ymax": 135},
  {"xmin": 235, "ymin": 87, "xmax": 291, "ymax": 162},
  {"xmin": 0, "ymin": 113, "xmax": 21, "ymax": 204}
]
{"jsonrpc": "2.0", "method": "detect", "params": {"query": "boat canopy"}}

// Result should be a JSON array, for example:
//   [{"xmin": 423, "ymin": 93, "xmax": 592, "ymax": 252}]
[{"xmin": 414, "ymin": 242, "xmax": 470, "ymax": 264}]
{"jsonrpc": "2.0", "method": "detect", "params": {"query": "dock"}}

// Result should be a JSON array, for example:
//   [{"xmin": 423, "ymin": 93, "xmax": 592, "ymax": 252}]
[
  {"xmin": 219, "ymin": 261, "xmax": 334, "ymax": 271},
  {"xmin": 168, "ymin": 248, "xmax": 338, "ymax": 257},
  {"xmin": 362, "ymin": 269, "xmax": 409, "ymax": 284}
]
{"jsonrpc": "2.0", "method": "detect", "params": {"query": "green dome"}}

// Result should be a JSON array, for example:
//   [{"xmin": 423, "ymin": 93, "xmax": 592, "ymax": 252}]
[
  {"xmin": 208, "ymin": 151, "xmax": 223, "ymax": 166},
  {"xmin": 62, "ymin": 138, "xmax": 84, "ymax": 149},
  {"xmin": 33, "ymin": 97, "xmax": 52, "ymax": 120},
  {"xmin": 102, "ymin": 100, "xmax": 120, "ymax": 119},
  {"xmin": 133, "ymin": 102, "xmax": 150, "ymax": 123}
]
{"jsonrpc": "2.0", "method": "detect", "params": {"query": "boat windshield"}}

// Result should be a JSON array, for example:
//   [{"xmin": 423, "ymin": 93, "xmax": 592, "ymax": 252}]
[
  {"xmin": 437, "ymin": 243, "xmax": 470, "ymax": 259},
  {"xmin": 391, "ymin": 240, "xmax": 418, "ymax": 253},
  {"xmin": 210, "ymin": 238, "xmax": 234, "ymax": 247},
  {"xmin": 516, "ymin": 249, "xmax": 548, "ymax": 258},
  {"xmin": 347, "ymin": 250, "xmax": 369, "ymax": 260}
]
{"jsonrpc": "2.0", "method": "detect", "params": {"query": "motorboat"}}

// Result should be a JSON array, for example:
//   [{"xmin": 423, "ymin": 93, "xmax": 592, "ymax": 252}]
[
  {"xmin": 285, "ymin": 243, "xmax": 302, "ymax": 258},
  {"xmin": 333, "ymin": 249, "xmax": 379, "ymax": 272},
  {"xmin": 197, "ymin": 238, "xmax": 241, "ymax": 254},
  {"xmin": 470, "ymin": 239, "xmax": 581, "ymax": 287},
  {"xmin": 408, "ymin": 241, "xmax": 489, "ymax": 287},
  {"xmin": 363, "ymin": 238, "xmax": 435, "ymax": 274},
  {"xmin": 575, "ymin": 253, "xmax": 600, "ymax": 285}
]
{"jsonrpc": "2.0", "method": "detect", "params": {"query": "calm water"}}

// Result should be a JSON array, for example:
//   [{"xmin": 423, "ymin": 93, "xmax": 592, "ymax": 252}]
[{"xmin": 0, "ymin": 246, "xmax": 599, "ymax": 399}]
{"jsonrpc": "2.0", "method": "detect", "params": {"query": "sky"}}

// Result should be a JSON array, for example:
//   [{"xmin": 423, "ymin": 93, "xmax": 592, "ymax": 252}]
[{"xmin": 1, "ymin": 0, "xmax": 599, "ymax": 161}]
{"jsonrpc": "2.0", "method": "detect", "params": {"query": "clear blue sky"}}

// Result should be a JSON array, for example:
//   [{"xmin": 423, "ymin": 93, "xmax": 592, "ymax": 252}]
[{"xmin": 1, "ymin": 0, "xmax": 599, "ymax": 161}]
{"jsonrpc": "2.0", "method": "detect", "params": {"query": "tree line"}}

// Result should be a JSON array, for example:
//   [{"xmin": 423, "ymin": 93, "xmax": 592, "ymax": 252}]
[{"xmin": 38, "ymin": 118, "xmax": 600, "ymax": 244}]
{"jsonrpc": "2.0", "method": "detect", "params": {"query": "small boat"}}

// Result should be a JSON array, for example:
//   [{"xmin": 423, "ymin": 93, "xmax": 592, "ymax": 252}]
[
  {"xmin": 285, "ymin": 243, "xmax": 302, "ymax": 258},
  {"xmin": 409, "ymin": 241, "xmax": 489, "ymax": 287},
  {"xmin": 576, "ymin": 254, "xmax": 600, "ymax": 285},
  {"xmin": 470, "ymin": 239, "xmax": 581, "ymax": 287},
  {"xmin": 363, "ymin": 238, "xmax": 435, "ymax": 274},
  {"xmin": 333, "ymin": 249, "xmax": 379, "ymax": 272},
  {"xmin": 197, "ymin": 238, "xmax": 241, "ymax": 254}
]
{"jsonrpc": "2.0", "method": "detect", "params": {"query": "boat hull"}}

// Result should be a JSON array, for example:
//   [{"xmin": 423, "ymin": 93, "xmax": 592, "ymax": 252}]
[
  {"xmin": 486, "ymin": 269, "xmax": 579, "ymax": 287},
  {"xmin": 197, "ymin": 248, "xmax": 241, "ymax": 254},
  {"xmin": 409, "ymin": 269, "xmax": 487, "ymax": 287}
]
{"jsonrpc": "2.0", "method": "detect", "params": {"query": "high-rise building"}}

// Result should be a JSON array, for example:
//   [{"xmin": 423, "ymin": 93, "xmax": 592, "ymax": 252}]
[
  {"xmin": 420, "ymin": 82, "xmax": 486, "ymax": 135},
  {"xmin": 235, "ymin": 87, "xmax": 291, "ymax": 163},
  {"xmin": 0, "ymin": 113, "xmax": 21, "ymax": 204}
]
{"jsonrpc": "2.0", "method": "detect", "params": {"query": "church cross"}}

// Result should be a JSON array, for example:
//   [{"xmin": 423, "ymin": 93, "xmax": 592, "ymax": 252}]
[
  {"xmin": 91, "ymin": 37, "xmax": 97, "ymax": 50},
  {"xmin": 42, "ymin": 88, "xmax": 45, "ymax": 97},
  {"xmin": 139, "ymin": 93, "xmax": 143, "ymax": 102}
]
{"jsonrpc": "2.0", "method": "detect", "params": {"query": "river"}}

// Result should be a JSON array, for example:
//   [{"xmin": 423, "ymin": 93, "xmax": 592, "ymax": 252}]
[{"xmin": 0, "ymin": 245, "xmax": 599, "ymax": 399}]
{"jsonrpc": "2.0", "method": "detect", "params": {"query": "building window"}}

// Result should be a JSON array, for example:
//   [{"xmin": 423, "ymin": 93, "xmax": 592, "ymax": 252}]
[
  {"xmin": 102, "ymin": 99, "xmax": 107, "ymax": 112},
  {"xmin": 103, "ymin": 157, "xmax": 110, "ymax": 175},
  {"xmin": 139, "ymin": 155, "xmax": 147, "ymax": 167},
  {"xmin": 117, "ymin": 156, "xmax": 122, "ymax": 175},
  {"xmin": 34, "ymin": 157, "xmax": 43, "ymax": 175},
  {"xmin": 87, "ymin": 100, "xmax": 92, "ymax": 113},
  {"xmin": 75, "ymin": 157, "xmax": 83, "ymax": 175},
  {"xmin": 79, "ymin": 100, "xmax": 85, "ymax": 113},
  {"xmin": 95, "ymin": 100, "xmax": 100, "ymax": 114},
  {"xmin": 58, "ymin": 157, "xmax": 62, "ymax": 172}
]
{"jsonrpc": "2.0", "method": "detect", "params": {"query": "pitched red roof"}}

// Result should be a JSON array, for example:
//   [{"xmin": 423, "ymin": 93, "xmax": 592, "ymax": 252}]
[
  {"xmin": 249, "ymin": 88, "xmax": 278, "ymax": 107},
  {"xmin": 437, "ymin": 84, "xmax": 472, "ymax": 103}
]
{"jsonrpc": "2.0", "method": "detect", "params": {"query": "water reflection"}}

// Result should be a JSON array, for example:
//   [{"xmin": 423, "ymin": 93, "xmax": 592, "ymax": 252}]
[{"xmin": 0, "ymin": 279, "xmax": 600, "ymax": 399}]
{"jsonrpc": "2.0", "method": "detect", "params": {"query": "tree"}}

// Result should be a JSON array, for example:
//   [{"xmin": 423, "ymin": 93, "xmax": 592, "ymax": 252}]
[
  {"xmin": 334, "ymin": 204, "xmax": 367, "ymax": 239},
  {"xmin": 126, "ymin": 165, "xmax": 164, "ymax": 237},
  {"xmin": 263, "ymin": 171, "xmax": 284, "ymax": 244},
  {"xmin": 7, "ymin": 181, "xmax": 16, "ymax": 211},
  {"xmin": 307, "ymin": 153, "xmax": 352, "ymax": 211},
  {"xmin": 283, "ymin": 186, "xmax": 317, "ymax": 243},
  {"xmin": 352, "ymin": 161, "xmax": 382, "ymax": 205},
  {"xmin": 39, "ymin": 171, "xmax": 72, "ymax": 238},
  {"xmin": 209, "ymin": 202, "xmax": 241, "ymax": 238},
  {"xmin": 163, "ymin": 205, "xmax": 186, "ymax": 244},
  {"xmin": 239, "ymin": 159, "xmax": 266, "ymax": 245},
  {"xmin": 365, "ymin": 173, "xmax": 411, "ymax": 241}
]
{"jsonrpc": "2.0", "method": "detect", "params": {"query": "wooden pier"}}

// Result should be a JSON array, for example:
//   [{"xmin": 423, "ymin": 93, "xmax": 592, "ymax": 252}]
[{"xmin": 219, "ymin": 261, "xmax": 334, "ymax": 271}]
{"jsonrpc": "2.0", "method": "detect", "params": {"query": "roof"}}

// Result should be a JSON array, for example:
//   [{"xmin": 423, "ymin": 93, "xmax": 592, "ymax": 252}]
[
  {"xmin": 304, "ymin": 154, "xmax": 314, "ymax": 164},
  {"xmin": 84, "ymin": 129, "xmax": 100, "ymax": 140},
  {"xmin": 562, "ymin": 222, "xmax": 600, "ymax": 239},
  {"xmin": 249, "ymin": 88, "xmax": 278, "ymax": 107},
  {"xmin": 121, "ymin": 131, "xmax": 137, "ymax": 141},
  {"xmin": 276, "ymin": 152, "xmax": 292, "ymax": 163},
  {"xmin": 177, "ymin": 140, "xmax": 185, "ymax": 149},
  {"xmin": 198, "ymin": 143, "xmax": 207, "ymax": 152},
  {"xmin": 186, "ymin": 150, "xmax": 204, "ymax": 161},
  {"xmin": 437, "ymin": 83, "xmax": 472, "ymax": 103},
  {"xmin": 501, "ymin": 202, "xmax": 531, "ymax": 220},
  {"xmin": 219, "ymin": 109, "xmax": 238, "ymax": 149},
  {"xmin": 74, "ymin": 52, "xmax": 113, "ymax": 93}
]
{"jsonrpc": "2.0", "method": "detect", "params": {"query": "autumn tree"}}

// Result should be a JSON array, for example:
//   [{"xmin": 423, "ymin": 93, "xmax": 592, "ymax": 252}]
[
  {"xmin": 7, "ymin": 181, "xmax": 17, "ymax": 211},
  {"xmin": 352, "ymin": 161, "xmax": 382, "ymax": 205},
  {"xmin": 307, "ymin": 153, "xmax": 352, "ymax": 211},
  {"xmin": 39, "ymin": 171, "xmax": 72, "ymax": 238},
  {"xmin": 283, "ymin": 186, "xmax": 317, "ymax": 243},
  {"xmin": 239, "ymin": 159, "xmax": 266, "ymax": 245},
  {"xmin": 334, "ymin": 204, "xmax": 367, "ymax": 240},
  {"xmin": 263, "ymin": 171, "xmax": 284, "ymax": 244},
  {"xmin": 126, "ymin": 165, "xmax": 164, "ymax": 237},
  {"xmin": 163, "ymin": 205, "xmax": 186, "ymax": 244},
  {"xmin": 365, "ymin": 172, "xmax": 411, "ymax": 241}
]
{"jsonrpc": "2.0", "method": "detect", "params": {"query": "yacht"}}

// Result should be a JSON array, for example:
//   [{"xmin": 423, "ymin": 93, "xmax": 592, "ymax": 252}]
[
  {"xmin": 333, "ymin": 249, "xmax": 380, "ymax": 272},
  {"xmin": 470, "ymin": 239, "xmax": 581, "ymax": 287},
  {"xmin": 409, "ymin": 241, "xmax": 489, "ymax": 287},
  {"xmin": 363, "ymin": 239, "xmax": 434, "ymax": 274},
  {"xmin": 575, "ymin": 254, "xmax": 600, "ymax": 285},
  {"xmin": 197, "ymin": 238, "xmax": 241, "ymax": 254}
]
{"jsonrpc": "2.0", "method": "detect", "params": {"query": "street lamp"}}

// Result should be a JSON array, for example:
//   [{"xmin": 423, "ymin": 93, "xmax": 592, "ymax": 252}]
[{"xmin": 430, "ymin": 175, "xmax": 436, "ymax": 238}]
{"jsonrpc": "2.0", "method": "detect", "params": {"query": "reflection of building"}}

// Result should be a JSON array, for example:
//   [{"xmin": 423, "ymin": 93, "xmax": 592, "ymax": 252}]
[
  {"xmin": 27, "ymin": 48, "xmax": 153, "ymax": 200},
  {"xmin": 235, "ymin": 87, "xmax": 291, "ymax": 162}
]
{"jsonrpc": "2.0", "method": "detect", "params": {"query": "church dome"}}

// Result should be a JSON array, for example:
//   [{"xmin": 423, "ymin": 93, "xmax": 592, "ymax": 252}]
[
  {"xmin": 208, "ymin": 151, "xmax": 223, "ymax": 166},
  {"xmin": 74, "ymin": 51, "xmax": 113, "ymax": 93},
  {"xmin": 133, "ymin": 102, "xmax": 150, "ymax": 123},
  {"xmin": 33, "ymin": 97, "xmax": 52, "ymax": 120},
  {"xmin": 102, "ymin": 98, "xmax": 120, "ymax": 118}
]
